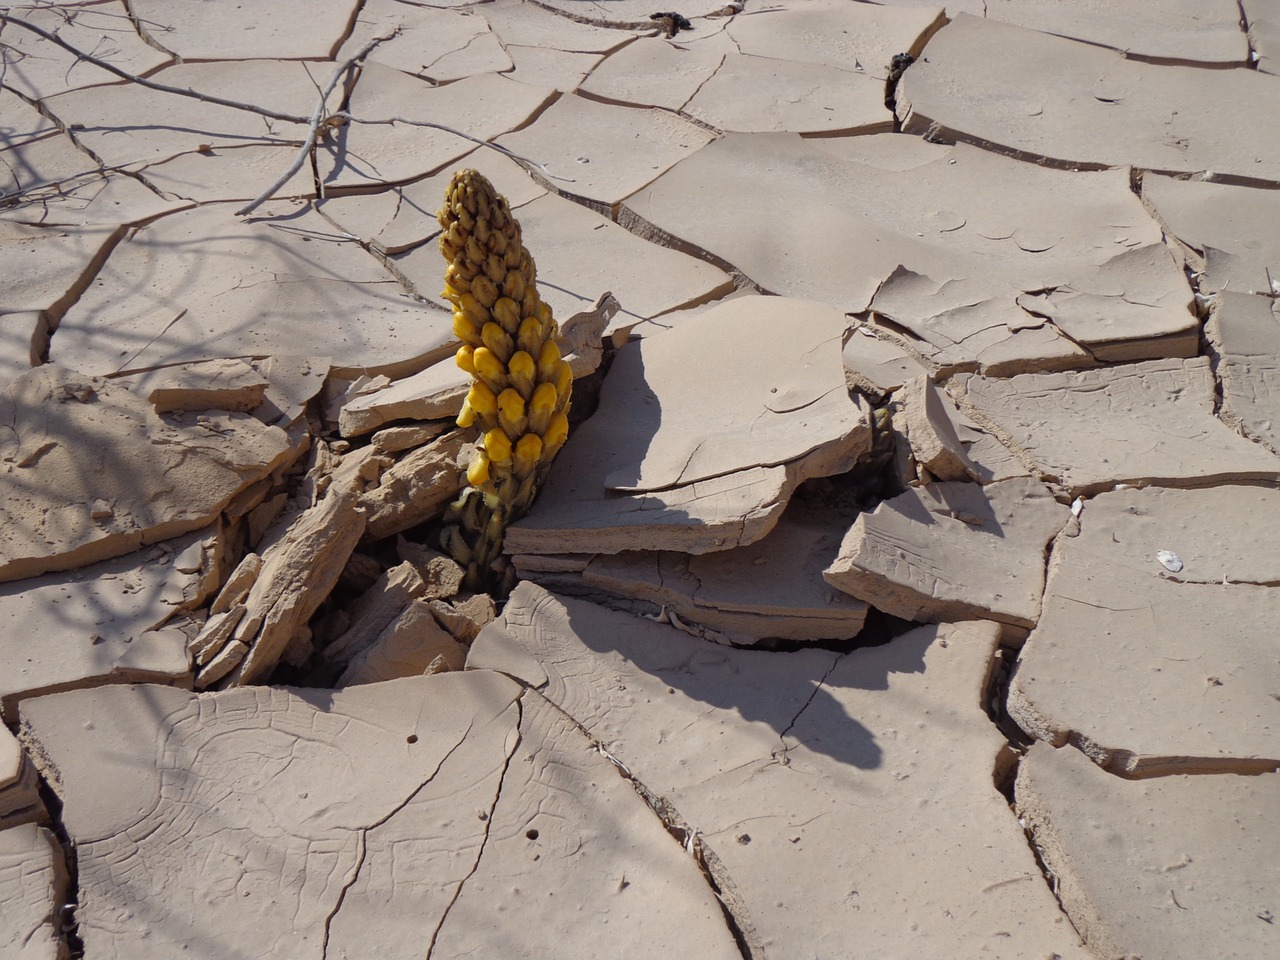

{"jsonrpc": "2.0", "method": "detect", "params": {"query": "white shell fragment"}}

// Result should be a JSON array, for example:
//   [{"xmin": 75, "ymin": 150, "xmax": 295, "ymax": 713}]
[
  {"xmin": 1071, "ymin": 497, "xmax": 1084, "ymax": 518},
  {"xmin": 1156, "ymin": 550, "xmax": 1184, "ymax": 573}
]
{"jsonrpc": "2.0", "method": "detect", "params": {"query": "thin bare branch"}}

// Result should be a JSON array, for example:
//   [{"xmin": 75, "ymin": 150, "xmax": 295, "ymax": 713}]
[
  {"xmin": 233, "ymin": 30, "xmax": 398, "ymax": 217},
  {"xmin": 0, "ymin": 10, "xmax": 311, "ymax": 123}
]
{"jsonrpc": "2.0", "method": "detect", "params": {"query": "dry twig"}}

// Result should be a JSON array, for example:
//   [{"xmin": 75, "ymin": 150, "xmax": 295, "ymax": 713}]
[{"xmin": 233, "ymin": 31, "xmax": 398, "ymax": 216}]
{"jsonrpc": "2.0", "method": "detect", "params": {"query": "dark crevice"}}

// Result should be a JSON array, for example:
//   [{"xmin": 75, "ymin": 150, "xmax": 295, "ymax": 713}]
[
  {"xmin": 120, "ymin": 0, "xmax": 178, "ymax": 60},
  {"xmin": 1238, "ymin": 0, "xmax": 1261, "ymax": 68},
  {"xmin": 329, "ymin": 0, "xmax": 371, "ymax": 62},
  {"xmin": 614, "ymin": 203, "xmax": 770, "ymax": 295},
  {"xmin": 33, "ymin": 776, "xmax": 83, "ymax": 959},
  {"xmin": 776, "ymin": 652, "xmax": 842, "ymax": 757}
]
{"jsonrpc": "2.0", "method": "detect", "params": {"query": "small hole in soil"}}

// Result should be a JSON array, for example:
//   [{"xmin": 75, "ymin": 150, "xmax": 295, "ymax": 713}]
[
  {"xmin": 525, "ymin": 828, "xmax": 539, "ymax": 841},
  {"xmin": 406, "ymin": 734, "xmax": 418, "ymax": 744}
]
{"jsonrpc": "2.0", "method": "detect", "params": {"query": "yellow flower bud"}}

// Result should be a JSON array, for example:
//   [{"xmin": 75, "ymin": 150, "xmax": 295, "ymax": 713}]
[
  {"xmin": 467, "ymin": 380, "xmax": 498, "ymax": 416},
  {"xmin": 453, "ymin": 312, "xmax": 481, "ymax": 347},
  {"xmin": 497, "ymin": 388, "xmax": 527, "ymax": 439},
  {"xmin": 472, "ymin": 347, "xmax": 508, "ymax": 393},
  {"xmin": 502, "ymin": 270, "xmax": 525, "ymax": 302},
  {"xmin": 436, "ymin": 168, "xmax": 578, "ymax": 592},
  {"xmin": 528, "ymin": 381, "xmax": 557, "ymax": 435},
  {"xmin": 555, "ymin": 359, "xmax": 573, "ymax": 405},
  {"xmin": 508, "ymin": 350, "xmax": 536, "ymax": 399},
  {"xmin": 514, "ymin": 433, "xmax": 542, "ymax": 476},
  {"xmin": 517, "ymin": 316, "xmax": 542, "ymax": 356},
  {"xmin": 471, "ymin": 274, "xmax": 499, "ymax": 309},
  {"xmin": 459, "ymin": 293, "xmax": 488, "ymax": 326},
  {"xmin": 493, "ymin": 297, "xmax": 522, "ymax": 334},
  {"xmin": 544, "ymin": 411, "xmax": 569, "ymax": 459},
  {"xmin": 484, "ymin": 427, "xmax": 512, "ymax": 466},
  {"xmin": 537, "ymin": 340, "xmax": 562, "ymax": 383},
  {"xmin": 456, "ymin": 344, "xmax": 477, "ymax": 375},
  {"xmin": 467, "ymin": 450, "xmax": 490, "ymax": 486},
  {"xmin": 481, "ymin": 322, "xmax": 515, "ymax": 364}
]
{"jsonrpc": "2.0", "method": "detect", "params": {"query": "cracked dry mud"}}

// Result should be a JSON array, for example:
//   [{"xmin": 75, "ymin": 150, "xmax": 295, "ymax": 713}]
[{"xmin": 1, "ymin": 1, "xmax": 1277, "ymax": 958}]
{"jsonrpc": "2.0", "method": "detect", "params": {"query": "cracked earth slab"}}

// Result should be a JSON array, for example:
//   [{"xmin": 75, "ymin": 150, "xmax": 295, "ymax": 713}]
[
  {"xmin": 495, "ymin": 93, "xmax": 716, "ymax": 211},
  {"xmin": 0, "ymin": 822, "xmax": 66, "ymax": 960},
  {"xmin": 128, "ymin": 0, "xmax": 359, "ymax": 60},
  {"xmin": 950, "ymin": 357, "xmax": 1280, "ymax": 497},
  {"xmin": 622, "ymin": 133, "xmax": 1194, "ymax": 371},
  {"xmin": 338, "ymin": 0, "xmax": 513, "ymax": 83},
  {"xmin": 898, "ymin": 14, "xmax": 1280, "ymax": 185},
  {"xmin": 579, "ymin": 32, "xmax": 735, "ymax": 110},
  {"xmin": 17, "ymin": 672, "xmax": 742, "ymax": 959},
  {"xmin": 1142, "ymin": 174, "xmax": 1280, "ymax": 295},
  {"xmin": 1, "ymin": 222, "xmax": 123, "ymax": 321},
  {"xmin": 0, "ymin": 365, "xmax": 293, "ymax": 582},
  {"xmin": 1016, "ymin": 742, "xmax": 1280, "ymax": 959},
  {"xmin": 1206, "ymin": 292, "xmax": 1280, "ymax": 454},
  {"xmin": 469, "ymin": 582, "xmax": 1090, "ymax": 958},
  {"xmin": 506, "ymin": 296, "xmax": 871, "ymax": 555},
  {"xmin": 1008, "ymin": 485, "xmax": 1280, "ymax": 775},
  {"xmin": 0, "ymin": 525, "xmax": 216, "ymax": 721},
  {"xmin": 824, "ymin": 476, "xmax": 1071, "ymax": 629},
  {"xmin": 50, "ymin": 203, "xmax": 448, "ymax": 379},
  {"xmin": 476, "ymin": 0, "xmax": 640, "ymax": 53},
  {"xmin": 982, "ymin": 0, "xmax": 1249, "ymax": 65}
]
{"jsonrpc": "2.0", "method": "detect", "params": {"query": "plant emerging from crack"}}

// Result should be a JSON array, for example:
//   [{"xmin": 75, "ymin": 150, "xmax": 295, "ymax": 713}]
[{"xmin": 437, "ymin": 170, "xmax": 572, "ymax": 591}]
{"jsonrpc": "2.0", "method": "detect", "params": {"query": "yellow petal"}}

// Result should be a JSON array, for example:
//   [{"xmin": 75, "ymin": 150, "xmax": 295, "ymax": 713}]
[
  {"xmin": 481, "ymin": 322, "xmax": 515, "ymax": 363},
  {"xmin": 456, "ymin": 344, "xmax": 477, "ymax": 375},
  {"xmin": 517, "ymin": 316, "xmax": 542, "ymax": 356},
  {"xmin": 528, "ymin": 381, "xmax": 557, "ymax": 434},
  {"xmin": 508, "ymin": 350, "xmax": 536, "ymax": 398},
  {"xmin": 467, "ymin": 451, "xmax": 491, "ymax": 486},
  {"xmin": 471, "ymin": 274, "xmax": 500, "ymax": 309},
  {"xmin": 453, "ymin": 312, "xmax": 482, "ymax": 347},
  {"xmin": 498, "ymin": 387, "xmax": 525, "ymax": 421},
  {"xmin": 493, "ymin": 297, "xmax": 522, "ymax": 334},
  {"xmin": 514, "ymin": 433, "xmax": 542, "ymax": 476},
  {"xmin": 543, "ymin": 411, "xmax": 569, "ymax": 458},
  {"xmin": 537, "ymin": 340, "xmax": 561, "ymax": 382},
  {"xmin": 473, "ymin": 347, "xmax": 508, "ymax": 392},
  {"xmin": 467, "ymin": 381, "xmax": 498, "ymax": 415},
  {"xmin": 555, "ymin": 359, "xmax": 573, "ymax": 406},
  {"xmin": 484, "ymin": 427, "xmax": 513, "ymax": 465}
]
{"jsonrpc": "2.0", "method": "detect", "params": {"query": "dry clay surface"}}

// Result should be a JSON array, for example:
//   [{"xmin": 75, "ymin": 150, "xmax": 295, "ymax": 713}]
[{"xmin": 2, "ymin": 1, "xmax": 1280, "ymax": 958}]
